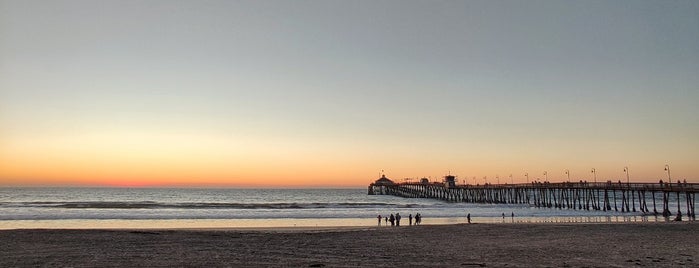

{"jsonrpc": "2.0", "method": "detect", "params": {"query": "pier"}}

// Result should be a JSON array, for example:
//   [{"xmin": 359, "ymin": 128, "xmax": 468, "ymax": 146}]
[{"xmin": 368, "ymin": 175, "xmax": 698, "ymax": 220}]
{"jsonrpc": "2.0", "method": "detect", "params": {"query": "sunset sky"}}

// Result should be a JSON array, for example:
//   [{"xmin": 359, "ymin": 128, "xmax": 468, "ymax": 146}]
[{"xmin": 1, "ymin": 0, "xmax": 698, "ymax": 187}]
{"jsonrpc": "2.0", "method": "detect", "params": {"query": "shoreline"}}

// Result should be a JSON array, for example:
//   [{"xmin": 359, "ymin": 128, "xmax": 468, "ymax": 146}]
[
  {"xmin": 37, "ymin": 220, "xmax": 699, "ymax": 233},
  {"xmin": 1, "ymin": 222, "xmax": 697, "ymax": 267},
  {"xmin": 0, "ymin": 214, "xmax": 691, "ymax": 230},
  {"xmin": 3, "ymin": 220, "xmax": 695, "ymax": 233}
]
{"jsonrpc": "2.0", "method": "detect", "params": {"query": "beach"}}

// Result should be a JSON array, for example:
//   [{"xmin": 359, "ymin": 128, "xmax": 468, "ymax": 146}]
[{"xmin": 1, "ymin": 222, "xmax": 697, "ymax": 267}]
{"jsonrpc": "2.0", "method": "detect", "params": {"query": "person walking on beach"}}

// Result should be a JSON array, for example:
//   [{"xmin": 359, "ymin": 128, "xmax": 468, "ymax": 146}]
[
  {"xmin": 408, "ymin": 214, "xmax": 413, "ymax": 226},
  {"xmin": 395, "ymin": 213, "xmax": 402, "ymax": 226},
  {"xmin": 415, "ymin": 213, "xmax": 421, "ymax": 225},
  {"xmin": 384, "ymin": 216, "xmax": 388, "ymax": 225},
  {"xmin": 389, "ymin": 214, "xmax": 395, "ymax": 226},
  {"xmin": 467, "ymin": 213, "xmax": 471, "ymax": 224},
  {"xmin": 377, "ymin": 215, "xmax": 382, "ymax": 226}
]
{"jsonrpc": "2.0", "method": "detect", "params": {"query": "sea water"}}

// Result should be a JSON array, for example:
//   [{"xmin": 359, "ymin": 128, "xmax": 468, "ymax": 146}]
[{"xmin": 0, "ymin": 187, "xmax": 686, "ymax": 229}]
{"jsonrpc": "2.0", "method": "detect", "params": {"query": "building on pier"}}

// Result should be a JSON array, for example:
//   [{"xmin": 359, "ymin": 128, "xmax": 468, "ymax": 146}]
[
  {"xmin": 368, "ymin": 174, "xmax": 395, "ymax": 195},
  {"xmin": 444, "ymin": 175, "xmax": 457, "ymax": 188}
]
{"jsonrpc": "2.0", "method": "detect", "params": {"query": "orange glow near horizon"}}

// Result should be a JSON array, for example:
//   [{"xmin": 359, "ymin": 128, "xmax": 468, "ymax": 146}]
[
  {"xmin": 3, "ymin": 142, "xmax": 698, "ymax": 188},
  {"xmin": 1, "ymin": 127, "xmax": 697, "ymax": 188}
]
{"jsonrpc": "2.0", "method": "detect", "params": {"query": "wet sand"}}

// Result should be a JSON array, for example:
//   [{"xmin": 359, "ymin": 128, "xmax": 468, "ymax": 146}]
[{"xmin": 1, "ymin": 222, "xmax": 697, "ymax": 267}]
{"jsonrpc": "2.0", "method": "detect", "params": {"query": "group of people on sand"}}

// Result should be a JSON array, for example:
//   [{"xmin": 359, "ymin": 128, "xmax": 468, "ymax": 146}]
[{"xmin": 377, "ymin": 213, "xmax": 422, "ymax": 226}]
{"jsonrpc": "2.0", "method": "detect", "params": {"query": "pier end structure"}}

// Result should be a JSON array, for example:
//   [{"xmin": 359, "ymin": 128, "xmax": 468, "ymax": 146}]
[{"xmin": 368, "ymin": 174, "xmax": 396, "ymax": 195}]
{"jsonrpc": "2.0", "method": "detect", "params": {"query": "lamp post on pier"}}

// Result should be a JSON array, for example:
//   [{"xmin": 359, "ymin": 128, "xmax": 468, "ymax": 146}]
[
  {"xmin": 591, "ymin": 168, "xmax": 598, "ymax": 209},
  {"xmin": 509, "ymin": 174, "xmax": 513, "ymax": 184},
  {"xmin": 496, "ymin": 175, "xmax": 500, "ymax": 185},
  {"xmin": 543, "ymin": 171, "xmax": 548, "ymax": 182},
  {"xmin": 525, "ymin": 172, "xmax": 529, "ymax": 183},
  {"xmin": 591, "ymin": 168, "xmax": 596, "ymax": 183},
  {"xmin": 623, "ymin": 166, "xmax": 635, "ymax": 212},
  {"xmin": 565, "ymin": 169, "xmax": 570, "ymax": 182},
  {"xmin": 665, "ymin": 164, "xmax": 680, "ymax": 217}
]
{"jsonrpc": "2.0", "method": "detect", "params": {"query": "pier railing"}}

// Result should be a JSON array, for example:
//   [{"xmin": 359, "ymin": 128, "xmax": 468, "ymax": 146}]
[{"xmin": 368, "ymin": 181, "xmax": 697, "ymax": 220}]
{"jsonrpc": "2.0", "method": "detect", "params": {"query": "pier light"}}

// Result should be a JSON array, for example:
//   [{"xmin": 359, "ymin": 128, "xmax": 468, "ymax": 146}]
[
  {"xmin": 623, "ymin": 167, "xmax": 630, "ymax": 184},
  {"xmin": 525, "ymin": 172, "xmax": 529, "ymax": 183},
  {"xmin": 496, "ymin": 175, "xmax": 500, "ymax": 185},
  {"xmin": 565, "ymin": 169, "xmax": 570, "ymax": 182},
  {"xmin": 591, "ymin": 168, "xmax": 596, "ymax": 183},
  {"xmin": 664, "ymin": 164, "xmax": 671, "ymax": 182},
  {"xmin": 543, "ymin": 171, "xmax": 548, "ymax": 182},
  {"xmin": 509, "ymin": 174, "xmax": 513, "ymax": 184}
]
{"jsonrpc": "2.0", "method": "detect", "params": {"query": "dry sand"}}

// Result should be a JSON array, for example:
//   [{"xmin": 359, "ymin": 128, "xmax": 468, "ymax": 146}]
[{"xmin": 1, "ymin": 222, "xmax": 697, "ymax": 267}]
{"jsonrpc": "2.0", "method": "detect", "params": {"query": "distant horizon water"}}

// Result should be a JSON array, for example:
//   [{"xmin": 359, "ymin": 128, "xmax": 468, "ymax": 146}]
[{"xmin": 0, "ymin": 187, "xmax": 689, "ymax": 229}]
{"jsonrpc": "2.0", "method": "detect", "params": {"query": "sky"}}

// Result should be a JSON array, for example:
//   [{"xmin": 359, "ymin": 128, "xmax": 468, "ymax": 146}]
[{"xmin": 1, "ymin": 0, "xmax": 698, "ymax": 187}]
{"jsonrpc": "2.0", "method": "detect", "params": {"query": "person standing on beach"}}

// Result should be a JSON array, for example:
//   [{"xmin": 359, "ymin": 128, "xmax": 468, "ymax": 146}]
[
  {"xmin": 389, "ymin": 214, "xmax": 395, "ymax": 226},
  {"xmin": 395, "ymin": 213, "xmax": 401, "ymax": 226},
  {"xmin": 408, "ymin": 214, "xmax": 413, "ymax": 226},
  {"xmin": 377, "ymin": 215, "xmax": 382, "ymax": 226},
  {"xmin": 467, "ymin": 213, "xmax": 471, "ymax": 224}
]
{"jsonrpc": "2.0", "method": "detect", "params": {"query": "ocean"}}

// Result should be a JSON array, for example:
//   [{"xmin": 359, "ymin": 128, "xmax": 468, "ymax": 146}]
[{"xmin": 0, "ymin": 187, "xmax": 681, "ymax": 229}]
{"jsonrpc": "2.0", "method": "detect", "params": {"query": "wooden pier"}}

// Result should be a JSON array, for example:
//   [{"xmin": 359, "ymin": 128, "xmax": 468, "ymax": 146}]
[{"xmin": 368, "ymin": 175, "xmax": 698, "ymax": 220}]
